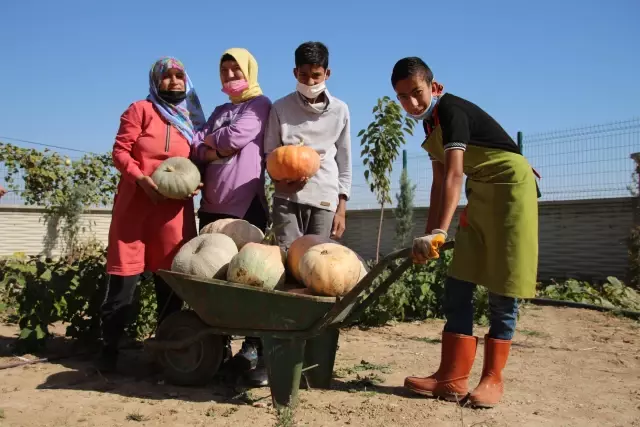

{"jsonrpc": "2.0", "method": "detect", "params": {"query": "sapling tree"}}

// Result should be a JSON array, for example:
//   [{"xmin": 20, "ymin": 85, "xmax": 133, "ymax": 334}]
[
  {"xmin": 394, "ymin": 153, "xmax": 416, "ymax": 249},
  {"xmin": 359, "ymin": 97, "xmax": 417, "ymax": 262}
]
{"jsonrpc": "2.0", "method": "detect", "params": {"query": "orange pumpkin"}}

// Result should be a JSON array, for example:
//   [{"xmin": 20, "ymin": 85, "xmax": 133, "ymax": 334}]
[
  {"xmin": 287, "ymin": 234, "xmax": 334, "ymax": 282},
  {"xmin": 266, "ymin": 143, "xmax": 321, "ymax": 182}
]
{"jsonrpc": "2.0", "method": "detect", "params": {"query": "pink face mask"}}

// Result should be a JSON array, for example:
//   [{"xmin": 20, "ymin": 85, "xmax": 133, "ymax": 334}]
[{"xmin": 222, "ymin": 79, "xmax": 249, "ymax": 96}]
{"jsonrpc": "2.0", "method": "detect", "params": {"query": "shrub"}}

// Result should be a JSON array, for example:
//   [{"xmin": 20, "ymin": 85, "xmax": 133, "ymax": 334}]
[
  {"xmin": 0, "ymin": 245, "xmax": 157, "ymax": 352},
  {"xmin": 356, "ymin": 249, "xmax": 490, "ymax": 327}
]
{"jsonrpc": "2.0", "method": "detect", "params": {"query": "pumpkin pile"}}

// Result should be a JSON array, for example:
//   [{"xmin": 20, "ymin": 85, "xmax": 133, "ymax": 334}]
[{"xmin": 171, "ymin": 218, "xmax": 369, "ymax": 298}]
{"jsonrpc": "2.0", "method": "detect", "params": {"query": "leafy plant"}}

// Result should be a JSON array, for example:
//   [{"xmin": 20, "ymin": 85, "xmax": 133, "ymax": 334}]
[
  {"xmin": 537, "ymin": 276, "xmax": 640, "ymax": 311},
  {"xmin": 358, "ymin": 97, "xmax": 416, "ymax": 262},
  {"xmin": 0, "ymin": 246, "xmax": 157, "ymax": 352},
  {"xmin": 0, "ymin": 142, "xmax": 117, "ymax": 256},
  {"xmin": 394, "ymin": 157, "xmax": 416, "ymax": 249},
  {"xmin": 265, "ymin": 176, "xmax": 275, "ymax": 227},
  {"xmin": 356, "ymin": 248, "xmax": 490, "ymax": 327}
]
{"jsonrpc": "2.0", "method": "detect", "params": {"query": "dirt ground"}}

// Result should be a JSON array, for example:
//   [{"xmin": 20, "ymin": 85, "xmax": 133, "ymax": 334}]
[{"xmin": 0, "ymin": 305, "xmax": 639, "ymax": 427}]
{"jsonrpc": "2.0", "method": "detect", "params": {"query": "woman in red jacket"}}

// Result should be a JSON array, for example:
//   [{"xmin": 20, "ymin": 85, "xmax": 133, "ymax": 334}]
[{"xmin": 95, "ymin": 57, "xmax": 206, "ymax": 372}]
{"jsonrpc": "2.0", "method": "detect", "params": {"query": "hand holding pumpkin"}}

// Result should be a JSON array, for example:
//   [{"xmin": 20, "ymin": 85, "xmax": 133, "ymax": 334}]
[
  {"xmin": 136, "ymin": 175, "xmax": 166, "ymax": 204},
  {"xmin": 186, "ymin": 182, "xmax": 204, "ymax": 199},
  {"xmin": 274, "ymin": 178, "xmax": 308, "ymax": 194}
]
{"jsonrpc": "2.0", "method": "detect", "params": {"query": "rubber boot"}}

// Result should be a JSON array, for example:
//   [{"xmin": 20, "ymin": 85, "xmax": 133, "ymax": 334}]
[
  {"xmin": 404, "ymin": 332, "xmax": 477, "ymax": 402},
  {"xmin": 468, "ymin": 335, "xmax": 511, "ymax": 408}
]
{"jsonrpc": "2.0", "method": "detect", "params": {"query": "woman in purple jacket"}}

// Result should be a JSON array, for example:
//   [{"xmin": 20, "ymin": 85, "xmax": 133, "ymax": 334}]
[{"xmin": 192, "ymin": 48, "xmax": 271, "ymax": 387}]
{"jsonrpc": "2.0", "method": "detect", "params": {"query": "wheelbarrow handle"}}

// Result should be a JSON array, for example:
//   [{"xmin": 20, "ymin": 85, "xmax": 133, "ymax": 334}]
[{"xmin": 308, "ymin": 240, "xmax": 455, "ymax": 334}]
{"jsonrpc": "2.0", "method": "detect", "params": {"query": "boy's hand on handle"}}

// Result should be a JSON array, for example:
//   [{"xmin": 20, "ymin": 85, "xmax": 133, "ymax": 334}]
[
  {"xmin": 412, "ymin": 229, "xmax": 448, "ymax": 264},
  {"xmin": 274, "ymin": 178, "xmax": 308, "ymax": 194},
  {"xmin": 137, "ymin": 176, "xmax": 166, "ymax": 204}
]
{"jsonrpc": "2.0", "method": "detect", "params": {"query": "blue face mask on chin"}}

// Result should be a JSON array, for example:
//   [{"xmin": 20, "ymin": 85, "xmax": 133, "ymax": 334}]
[{"xmin": 408, "ymin": 94, "xmax": 439, "ymax": 121}]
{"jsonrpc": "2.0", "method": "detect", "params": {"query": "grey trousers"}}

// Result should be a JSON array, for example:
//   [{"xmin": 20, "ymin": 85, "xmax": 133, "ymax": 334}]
[{"xmin": 272, "ymin": 197, "xmax": 335, "ymax": 250}]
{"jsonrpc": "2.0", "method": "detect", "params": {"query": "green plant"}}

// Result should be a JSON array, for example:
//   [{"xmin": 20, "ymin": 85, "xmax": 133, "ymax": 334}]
[
  {"xmin": 126, "ymin": 412, "xmax": 149, "ymax": 422},
  {"xmin": 359, "ymin": 97, "xmax": 417, "ymax": 262},
  {"xmin": 0, "ymin": 143, "xmax": 117, "ymax": 256},
  {"xmin": 265, "ymin": 176, "xmax": 275, "ymax": 227},
  {"xmin": 356, "ymin": 248, "xmax": 491, "ymax": 327},
  {"xmin": 394, "ymin": 165, "xmax": 416, "ymax": 249},
  {"xmin": 0, "ymin": 246, "xmax": 158, "ymax": 352},
  {"xmin": 537, "ymin": 276, "xmax": 640, "ymax": 311}
]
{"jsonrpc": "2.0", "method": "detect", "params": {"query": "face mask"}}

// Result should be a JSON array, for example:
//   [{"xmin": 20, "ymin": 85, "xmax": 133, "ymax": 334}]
[
  {"xmin": 158, "ymin": 90, "xmax": 187, "ymax": 104},
  {"xmin": 296, "ymin": 81, "xmax": 326, "ymax": 99},
  {"xmin": 408, "ymin": 94, "xmax": 439, "ymax": 121},
  {"xmin": 221, "ymin": 79, "xmax": 249, "ymax": 96}
]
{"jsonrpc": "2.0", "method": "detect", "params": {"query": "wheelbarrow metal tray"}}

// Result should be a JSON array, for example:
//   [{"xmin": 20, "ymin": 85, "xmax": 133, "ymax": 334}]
[{"xmin": 156, "ymin": 270, "xmax": 337, "ymax": 332}]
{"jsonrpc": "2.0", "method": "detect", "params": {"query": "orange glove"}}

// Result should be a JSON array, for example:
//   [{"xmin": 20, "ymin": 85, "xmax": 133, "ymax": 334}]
[{"xmin": 412, "ymin": 229, "xmax": 447, "ymax": 264}]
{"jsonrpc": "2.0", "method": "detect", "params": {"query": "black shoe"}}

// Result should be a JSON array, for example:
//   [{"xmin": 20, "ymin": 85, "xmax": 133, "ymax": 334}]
[
  {"xmin": 93, "ymin": 347, "xmax": 118, "ymax": 373},
  {"xmin": 244, "ymin": 358, "xmax": 269, "ymax": 387},
  {"xmin": 226, "ymin": 340, "xmax": 259, "ymax": 373},
  {"xmin": 222, "ymin": 337, "xmax": 233, "ymax": 363}
]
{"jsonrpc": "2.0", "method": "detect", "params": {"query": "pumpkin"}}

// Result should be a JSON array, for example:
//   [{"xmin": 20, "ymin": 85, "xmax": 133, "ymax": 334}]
[
  {"xmin": 171, "ymin": 233, "xmax": 238, "ymax": 279},
  {"xmin": 151, "ymin": 157, "xmax": 201, "ymax": 199},
  {"xmin": 356, "ymin": 253, "xmax": 370, "ymax": 281},
  {"xmin": 266, "ymin": 142, "xmax": 321, "ymax": 182},
  {"xmin": 299, "ymin": 243, "xmax": 361, "ymax": 297},
  {"xmin": 227, "ymin": 242, "xmax": 286, "ymax": 290},
  {"xmin": 287, "ymin": 234, "xmax": 334, "ymax": 282},
  {"xmin": 287, "ymin": 234, "xmax": 370, "ymax": 283},
  {"xmin": 200, "ymin": 218, "xmax": 265, "ymax": 250},
  {"xmin": 287, "ymin": 287, "xmax": 314, "ymax": 296}
]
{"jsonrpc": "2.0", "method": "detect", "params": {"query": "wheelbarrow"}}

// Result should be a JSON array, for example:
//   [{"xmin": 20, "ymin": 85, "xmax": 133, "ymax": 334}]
[{"xmin": 145, "ymin": 241, "xmax": 454, "ymax": 408}]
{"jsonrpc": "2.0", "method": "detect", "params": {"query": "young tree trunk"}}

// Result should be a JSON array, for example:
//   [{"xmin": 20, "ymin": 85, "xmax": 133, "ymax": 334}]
[{"xmin": 376, "ymin": 202, "xmax": 385, "ymax": 263}]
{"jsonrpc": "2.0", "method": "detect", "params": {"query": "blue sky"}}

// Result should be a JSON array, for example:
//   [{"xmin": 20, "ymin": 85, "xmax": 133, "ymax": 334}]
[{"xmin": 1, "ymin": 0, "xmax": 639, "ymax": 207}]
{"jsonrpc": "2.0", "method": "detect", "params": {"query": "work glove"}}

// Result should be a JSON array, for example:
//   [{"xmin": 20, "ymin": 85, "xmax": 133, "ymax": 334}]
[{"xmin": 412, "ymin": 229, "xmax": 448, "ymax": 264}]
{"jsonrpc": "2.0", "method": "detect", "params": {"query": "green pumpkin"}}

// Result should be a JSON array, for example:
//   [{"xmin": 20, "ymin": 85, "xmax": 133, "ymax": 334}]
[{"xmin": 226, "ymin": 242, "xmax": 286, "ymax": 290}]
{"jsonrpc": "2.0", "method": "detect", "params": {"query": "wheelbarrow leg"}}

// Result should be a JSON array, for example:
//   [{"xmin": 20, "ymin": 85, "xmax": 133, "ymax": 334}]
[
  {"xmin": 301, "ymin": 328, "xmax": 340, "ymax": 389},
  {"xmin": 263, "ymin": 337, "xmax": 306, "ymax": 408}
]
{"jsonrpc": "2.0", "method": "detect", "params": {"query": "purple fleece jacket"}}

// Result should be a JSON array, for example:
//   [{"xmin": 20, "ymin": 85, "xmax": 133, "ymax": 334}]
[{"xmin": 191, "ymin": 95, "xmax": 272, "ymax": 218}]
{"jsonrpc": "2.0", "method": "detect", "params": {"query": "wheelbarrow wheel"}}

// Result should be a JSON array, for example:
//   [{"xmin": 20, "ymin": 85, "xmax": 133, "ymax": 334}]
[{"xmin": 155, "ymin": 310, "xmax": 224, "ymax": 387}]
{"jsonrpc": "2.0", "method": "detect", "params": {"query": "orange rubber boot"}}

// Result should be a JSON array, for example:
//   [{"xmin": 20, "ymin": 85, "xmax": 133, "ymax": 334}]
[
  {"xmin": 468, "ymin": 335, "xmax": 511, "ymax": 408},
  {"xmin": 404, "ymin": 332, "xmax": 478, "ymax": 402}
]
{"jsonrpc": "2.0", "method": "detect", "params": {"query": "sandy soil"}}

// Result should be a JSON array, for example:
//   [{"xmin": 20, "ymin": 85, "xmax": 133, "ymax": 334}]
[{"xmin": 0, "ymin": 305, "xmax": 639, "ymax": 427}]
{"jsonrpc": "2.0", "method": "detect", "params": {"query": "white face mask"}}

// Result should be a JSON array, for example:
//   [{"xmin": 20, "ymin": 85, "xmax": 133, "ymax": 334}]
[{"xmin": 296, "ymin": 81, "xmax": 326, "ymax": 99}]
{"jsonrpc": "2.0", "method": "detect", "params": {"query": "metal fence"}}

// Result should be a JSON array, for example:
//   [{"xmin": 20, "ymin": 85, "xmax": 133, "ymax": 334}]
[
  {"xmin": 348, "ymin": 118, "xmax": 640, "ymax": 209},
  {"xmin": 2, "ymin": 118, "xmax": 639, "ymax": 209}
]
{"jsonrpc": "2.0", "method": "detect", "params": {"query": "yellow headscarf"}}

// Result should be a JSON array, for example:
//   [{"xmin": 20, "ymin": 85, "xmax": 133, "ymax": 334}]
[{"xmin": 221, "ymin": 48, "xmax": 263, "ymax": 104}]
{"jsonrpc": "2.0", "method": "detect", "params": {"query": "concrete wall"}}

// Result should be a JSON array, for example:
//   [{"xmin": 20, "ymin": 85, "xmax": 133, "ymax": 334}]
[
  {"xmin": 0, "ymin": 198, "xmax": 635, "ymax": 281},
  {"xmin": 341, "ymin": 197, "xmax": 635, "ymax": 281}
]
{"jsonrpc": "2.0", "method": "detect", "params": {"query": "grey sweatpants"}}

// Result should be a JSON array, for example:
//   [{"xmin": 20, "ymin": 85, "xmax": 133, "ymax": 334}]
[{"xmin": 272, "ymin": 197, "xmax": 335, "ymax": 251}]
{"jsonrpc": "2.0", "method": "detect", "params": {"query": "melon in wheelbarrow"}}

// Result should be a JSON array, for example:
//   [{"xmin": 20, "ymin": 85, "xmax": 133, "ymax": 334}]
[
  {"xmin": 299, "ymin": 242, "xmax": 361, "ymax": 297},
  {"xmin": 171, "ymin": 233, "xmax": 238, "ymax": 279},
  {"xmin": 226, "ymin": 242, "xmax": 287, "ymax": 290},
  {"xmin": 200, "ymin": 218, "xmax": 264, "ymax": 250}
]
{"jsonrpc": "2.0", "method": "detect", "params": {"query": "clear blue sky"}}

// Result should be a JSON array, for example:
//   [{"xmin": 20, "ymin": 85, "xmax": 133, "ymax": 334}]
[{"xmin": 2, "ymin": 0, "xmax": 639, "ymax": 207}]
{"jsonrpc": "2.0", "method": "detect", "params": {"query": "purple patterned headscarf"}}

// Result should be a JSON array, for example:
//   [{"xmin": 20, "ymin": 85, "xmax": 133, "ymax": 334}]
[{"xmin": 147, "ymin": 57, "xmax": 206, "ymax": 142}]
